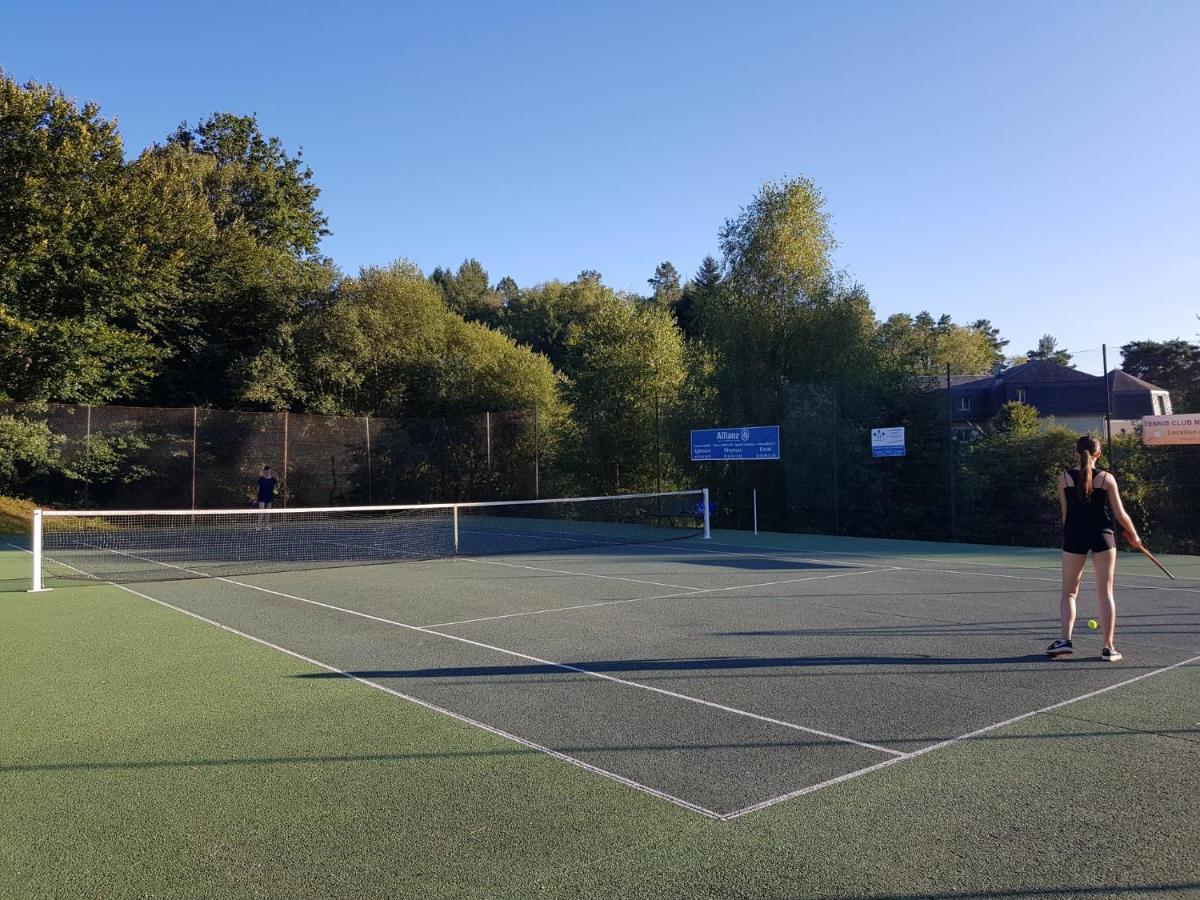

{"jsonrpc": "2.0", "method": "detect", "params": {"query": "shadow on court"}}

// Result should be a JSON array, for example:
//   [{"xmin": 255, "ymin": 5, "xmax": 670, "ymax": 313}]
[
  {"xmin": 296, "ymin": 652, "xmax": 1055, "ymax": 680},
  {"xmin": 6, "ymin": 717, "xmax": 1198, "ymax": 777}
]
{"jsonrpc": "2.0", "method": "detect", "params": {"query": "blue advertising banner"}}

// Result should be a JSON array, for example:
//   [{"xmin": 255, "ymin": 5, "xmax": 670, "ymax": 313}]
[{"xmin": 691, "ymin": 426, "xmax": 780, "ymax": 461}]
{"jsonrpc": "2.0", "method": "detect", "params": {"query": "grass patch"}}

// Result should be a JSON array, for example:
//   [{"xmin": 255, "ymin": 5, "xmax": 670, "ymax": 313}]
[{"xmin": 0, "ymin": 495, "xmax": 33, "ymax": 533}]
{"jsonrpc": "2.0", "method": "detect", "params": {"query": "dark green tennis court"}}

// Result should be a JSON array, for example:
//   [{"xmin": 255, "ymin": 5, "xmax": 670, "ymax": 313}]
[
  {"xmin": 4, "ymin": 529, "xmax": 1199, "ymax": 898},
  {"xmin": 28, "ymin": 528, "xmax": 1200, "ymax": 820}
]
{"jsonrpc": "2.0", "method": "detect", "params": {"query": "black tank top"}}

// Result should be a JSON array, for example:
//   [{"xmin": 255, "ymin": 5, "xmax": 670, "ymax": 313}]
[{"xmin": 1063, "ymin": 468, "xmax": 1114, "ymax": 535}]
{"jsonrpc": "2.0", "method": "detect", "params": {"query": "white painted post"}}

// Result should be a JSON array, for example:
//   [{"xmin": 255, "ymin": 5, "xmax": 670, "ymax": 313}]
[
  {"xmin": 452, "ymin": 505, "xmax": 460, "ymax": 553},
  {"xmin": 702, "ymin": 488, "xmax": 711, "ymax": 540},
  {"xmin": 28, "ymin": 509, "xmax": 49, "ymax": 592}
]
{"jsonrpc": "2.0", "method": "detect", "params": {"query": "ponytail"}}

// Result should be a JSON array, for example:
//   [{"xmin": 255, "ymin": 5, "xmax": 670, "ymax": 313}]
[{"xmin": 1075, "ymin": 435, "xmax": 1101, "ymax": 501}]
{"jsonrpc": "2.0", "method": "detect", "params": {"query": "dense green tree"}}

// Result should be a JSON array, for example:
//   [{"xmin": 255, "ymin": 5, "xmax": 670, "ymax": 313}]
[
  {"xmin": 431, "ymin": 258, "xmax": 501, "ymax": 324},
  {"xmin": 1119, "ymin": 339, "xmax": 1199, "ymax": 410},
  {"xmin": 674, "ymin": 256, "xmax": 721, "ymax": 340},
  {"xmin": 1027, "ymin": 334, "xmax": 1072, "ymax": 366},
  {"xmin": 647, "ymin": 262, "xmax": 682, "ymax": 310},
  {"xmin": 298, "ymin": 262, "xmax": 560, "ymax": 418},
  {"xmin": 719, "ymin": 177, "xmax": 835, "ymax": 307},
  {"xmin": 958, "ymin": 424, "xmax": 1078, "ymax": 545},
  {"xmin": 560, "ymin": 299, "xmax": 687, "ymax": 492},
  {"xmin": 695, "ymin": 177, "xmax": 878, "ymax": 425},
  {"xmin": 167, "ymin": 113, "xmax": 327, "ymax": 255},
  {"xmin": 990, "ymin": 400, "xmax": 1040, "ymax": 436},
  {"xmin": 0, "ymin": 72, "xmax": 171, "ymax": 402},
  {"xmin": 970, "ymin": 319, "xmax": 1009, "ymax": 368},
  {"xmin": 495, "ymin": 276, "xmax": 520, "ymax": 305},
  {"xmin": 140, "ymin": 114, "xmax": 337, "ymax": 407},
  {"xmin": 878, "ymin": 312, "xmax": 1000, "ymax": 375},
  {"xmin": 497, "ymin": 277, "xmax": 611, "ymax": 368},
  {"xmin": 0, "ymin": 416, "xmax": 65, "ymax": 495}
]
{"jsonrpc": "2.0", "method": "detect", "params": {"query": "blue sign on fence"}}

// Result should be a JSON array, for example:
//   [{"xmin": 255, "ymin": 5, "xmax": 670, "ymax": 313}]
[
  {"xmin": 871, "ymin": 427, "xmax": 906, "ymax": 458},
  {"xmin": 691, "ymin": 426, "xmax": 780, "ymax": 461}
]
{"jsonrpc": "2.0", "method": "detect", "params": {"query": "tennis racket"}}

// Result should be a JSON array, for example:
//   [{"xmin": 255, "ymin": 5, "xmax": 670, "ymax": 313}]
[{"xmin": 1125, "ymin": 531, "xmax": 1175, "ymax": 580}]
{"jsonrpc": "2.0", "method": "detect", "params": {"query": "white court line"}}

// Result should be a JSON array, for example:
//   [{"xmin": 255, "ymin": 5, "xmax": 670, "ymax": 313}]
[
  {"xmin": 720, "ymin": 650, "xmax": 1200, "ymax": 820},
  {"xmin": 421, "ymin": 566, "xmax": 900, "ymax": 629},
  {"xmin": 20, "ymin": 541, "xmax": 1197, "ymax": 820},
  {"xmin": 221, "ymin": 577, "xmax": 904, "ymax": 757},
  {"xmin": 23, "ymin": 542, "xmax": 902, "ymax": 757},
  {"xmin": 669, "ymin": 541, "xmax": 1200, "ymax": 595},
  {"xmin": 452, "ymin": 555, "xmax": 704, "ymax": 592},
  {"xmin": 698, "ymin": 538, "xmax": 1200, "ymax": 584},
  {"xmin": 6, "ymin": 546, "xmax": 723, "ymax": 820}
]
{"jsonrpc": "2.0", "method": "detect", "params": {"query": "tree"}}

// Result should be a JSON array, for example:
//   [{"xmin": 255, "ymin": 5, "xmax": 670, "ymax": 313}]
[
  {"xmin": 695, "ymin": 177, "xmax": 863, "ymax": 424},
  {"xmin": 431, "ymin": 258, "xmax": 501, "ymax": 324},
  {"xmin": 497, "ymin": 277, "xmax": 611, "ymax": 369},
  {"xmin": 167, "ymin": 112, "xmax": 327, "ymax": 255},
  {"xmin": 1027, "ymin": 334, "xmax": 1072, "ymax": 366},
  {"xmin": 1119, "ymin": 339, "xmax": 1200, "ymax": 407},
  {"xmin": 990, "ymin": 400, "xmax": 1040, "ymax": 436},
  {"xmin": 139, "ymin": 114, "xmax": 337, "ymax": 407},
  {"xmin": 0, "ymin": 72, "xmax": 169, "ymax": 402},
  {"xmin": 560, "ymin": 299, "xmax": 687, "ymax": 492},
  {"xmin": 970, "ymin": 319, "xmax": 1009, "ymax": 368},
  {"xmin": 878, "ymin": 312, "xmax": 1000, "ymax": 375},
  {"xmin": 673, "ymin": 256, "xmax": 721, "ymax": 340},
  {"xmin": 719, "ymin": 177, "xmax": 836, "ymax": 307},
  {"xmin": 647, "ymin": 262, "xmax": 682, "ymax": 310},
  {"xmin": 298, "ymin": 262, "xmax": 560, "ymax": 418},
  {"xmin": 495, "ymin": 276, "xmax": 520, "ymax": 305}
]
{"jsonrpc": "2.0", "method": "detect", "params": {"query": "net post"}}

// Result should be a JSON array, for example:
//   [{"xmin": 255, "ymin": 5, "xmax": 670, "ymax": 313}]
[
  {"xmin": 28, "ymin": 508, "xmax": 50, "ymax": 592},
  {"xmin": 452, "ymin": 505, "xmax": 460, "ymax": 554},
  {"xmin": 702, "ymin": 488, "xmax": 711, "ymax": 540}
]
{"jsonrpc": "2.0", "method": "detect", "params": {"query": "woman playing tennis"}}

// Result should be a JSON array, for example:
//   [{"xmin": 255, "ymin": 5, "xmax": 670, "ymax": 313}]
[{"xmin": 1046, "ymin": 435, "xmax": 1141, "ymax": 661}]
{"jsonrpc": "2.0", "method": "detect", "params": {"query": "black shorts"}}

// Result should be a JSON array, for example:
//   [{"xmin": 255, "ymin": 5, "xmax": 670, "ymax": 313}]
[{"xmin": 1062, "ymin": 530, "xmax": 1116, "ymax": 555}]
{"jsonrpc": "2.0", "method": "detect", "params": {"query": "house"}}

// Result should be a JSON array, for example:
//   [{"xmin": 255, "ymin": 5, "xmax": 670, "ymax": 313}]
[{"xmin": 925, "ymin": 360, "xmax": 1172, "ymax": 436}]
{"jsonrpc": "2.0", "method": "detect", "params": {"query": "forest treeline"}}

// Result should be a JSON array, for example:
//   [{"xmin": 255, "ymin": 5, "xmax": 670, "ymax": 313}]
[{"xmin": 2, "ymin": 72, "xmax": 1198, "ymax": 548}]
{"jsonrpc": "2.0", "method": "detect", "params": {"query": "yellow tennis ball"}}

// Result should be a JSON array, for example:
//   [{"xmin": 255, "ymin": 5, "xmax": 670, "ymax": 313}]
[{"xmin": 1087, "ymin": 619, "xmax": 1098, "ymax": 630}]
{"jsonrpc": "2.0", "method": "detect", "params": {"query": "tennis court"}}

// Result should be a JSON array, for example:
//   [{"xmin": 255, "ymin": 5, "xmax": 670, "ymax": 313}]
[{"xmin": 22, "ymin": 493, "xmax": 1200, "ymax": 823}]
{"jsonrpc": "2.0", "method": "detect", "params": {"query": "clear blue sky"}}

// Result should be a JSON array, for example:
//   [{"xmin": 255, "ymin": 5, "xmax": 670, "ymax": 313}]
[{"xmin": 4, "ymin": 0, "xmax": 1197, "ymax": 374}]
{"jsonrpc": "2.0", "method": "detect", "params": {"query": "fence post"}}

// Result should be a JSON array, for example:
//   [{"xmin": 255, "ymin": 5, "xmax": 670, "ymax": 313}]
[
  {"xmin": 83, "ymin": 404, "xmax": 93, "ymax": 508},
  {"xmin": 364, "ymin": 415, "xmax": 373, "ymax": 504},
  {"xmin": 282, "ymin": 411, "xmax": 289, "ymax": 508},
  {"xmin": 832, "ymin": 384, "xmax": 841, "ymax": 535},
  {"xmin": 947, "ymin": 363, "xmax": 957, "ymax": 540},
  {"xmin": 191, "ymin": 406, "xmax": 198, "ymax": 511},
  {"xmin": 486, "ymin": 411, "xmax": 492, "ymax": 475},
  {"xmin": 533, "ymin": 407, "xmax": 540, "ymax": 498}
]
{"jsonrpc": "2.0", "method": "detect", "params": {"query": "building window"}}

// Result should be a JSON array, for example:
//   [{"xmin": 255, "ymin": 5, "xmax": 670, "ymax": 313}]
[
  {"xmin": 957, "ymin": 396, "xmax": 971, "ymax": 411},
  {"xmin": 1156, "ymin": 394, "xmax": 1166, "ymax": 415},
  {"xmin": 1016, "ymin": 389, "xmax": 1026, "ymax": 403}
]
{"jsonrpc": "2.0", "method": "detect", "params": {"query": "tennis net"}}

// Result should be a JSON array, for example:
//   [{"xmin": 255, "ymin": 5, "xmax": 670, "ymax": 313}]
[{"xmin": 30, "ymin": 490, "xmax": 710, "ymax": 589}]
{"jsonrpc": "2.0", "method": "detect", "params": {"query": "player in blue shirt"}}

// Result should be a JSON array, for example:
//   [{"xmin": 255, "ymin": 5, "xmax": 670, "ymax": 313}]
[{"xmin": 256, "ymin": 466, "xmax": 277, "ymax": 528}]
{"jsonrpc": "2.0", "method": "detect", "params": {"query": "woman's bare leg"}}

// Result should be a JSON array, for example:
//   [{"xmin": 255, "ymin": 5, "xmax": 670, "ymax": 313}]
[
  {"xmin": 1060, "ymin": 551, "xmax": 1088, "ymax": 640},
  {"xmin": 1093, "ymin": 548, "xmax": 1118, "ymax": 648}
]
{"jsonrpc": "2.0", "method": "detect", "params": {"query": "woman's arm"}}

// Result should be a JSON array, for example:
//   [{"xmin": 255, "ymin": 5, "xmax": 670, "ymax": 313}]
[
  {"xmin": 1102, "ymin": 474, "xmax": 1142, "ymax": 548},
  {"xmin": 1057, "ymin": 472, "xmax": 1068, "ymax": 525}
]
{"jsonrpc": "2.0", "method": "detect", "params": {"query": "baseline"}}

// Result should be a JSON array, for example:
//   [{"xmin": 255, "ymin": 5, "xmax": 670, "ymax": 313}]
[
  {"xmin": 421, "ymin": 565, "xmax": 901, "ymax": 629},
  {"xmin": 720, "ymin": 650, "xmax": 1200, "ymax": 820}
]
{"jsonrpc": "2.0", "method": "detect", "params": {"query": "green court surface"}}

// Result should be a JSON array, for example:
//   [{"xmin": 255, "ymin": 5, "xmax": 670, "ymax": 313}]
[{"xmin": 2, "ymin": 531, "xmax": 1198, "ymax": 899}]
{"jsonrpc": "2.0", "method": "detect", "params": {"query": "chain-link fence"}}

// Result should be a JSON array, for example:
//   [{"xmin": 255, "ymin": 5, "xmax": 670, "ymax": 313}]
[
  {"xmin": 683, "ymin": 381, "xmax": 1199, "ymax": 556},
  {"xmin": 3, "ymin": 389, "xmax": 1196, "ymax": 554},
  {"xmin": 0, "ymin": 403, "xmax": 543, "ymax": 511}
]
